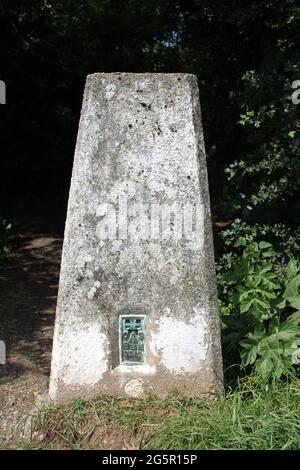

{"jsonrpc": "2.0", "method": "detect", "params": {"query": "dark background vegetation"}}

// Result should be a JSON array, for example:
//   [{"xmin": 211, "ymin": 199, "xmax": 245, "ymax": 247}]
[{"xmin": 1, "ymin": 0, "xmax": 299, "ymax": 237}]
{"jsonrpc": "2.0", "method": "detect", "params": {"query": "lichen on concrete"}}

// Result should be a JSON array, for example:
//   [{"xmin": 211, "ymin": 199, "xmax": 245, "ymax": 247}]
[{"xmin": 49, "ymin": 73, "xmax": 223, "ymax": 402}]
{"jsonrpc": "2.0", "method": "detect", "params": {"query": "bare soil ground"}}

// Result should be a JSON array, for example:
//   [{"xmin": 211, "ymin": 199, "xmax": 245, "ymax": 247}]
[{"xmin": 0, "ymin": 196, "xmax": 65, "ymax": 448}]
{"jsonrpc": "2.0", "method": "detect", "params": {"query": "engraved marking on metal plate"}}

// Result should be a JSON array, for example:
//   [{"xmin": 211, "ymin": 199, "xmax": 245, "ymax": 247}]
[{"xmin": 120, "ymin": 316, "xmax": 145, "ymax": 364}]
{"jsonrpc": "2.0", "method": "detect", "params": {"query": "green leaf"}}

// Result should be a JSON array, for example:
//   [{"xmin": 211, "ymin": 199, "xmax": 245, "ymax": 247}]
[
  {"xmin": 240, "ymin": 343, "xmax": 259, "ymax": 365},
  {"xmin": 287, "ymin": 260, "xmax": 299, "ymax": 277},
  {"xmin": 255, "ymin": 356, "xmax": 274, "ymax": 378},
  {"xmin": 287, "ymin": 296, "xmax": 300, "ymax": 310},
  {"xmin": 268, "ymin": 319, "xmax": 300, "ymax": 341},
  {"xmin": 240, "ymin": 300, "xmax": 253, "ymax": 313},
  {"xmin": 284, "ymin": 274, "xmax": 300, "ymax": 299},
  {"xmin": 258, "ymin": 241, "xmax": 272, "ymax": 250},
  {"xmin": 288, "ymin": 311, "xmax": 300, "ymax": 322},
  {"xmin": 239, "ymin": 318, "xmax": 300, "ymax": 380}
]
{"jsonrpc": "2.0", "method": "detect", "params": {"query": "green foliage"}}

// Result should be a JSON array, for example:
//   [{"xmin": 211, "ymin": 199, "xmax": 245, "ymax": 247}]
[
  {"xmin": 219, "ymin": 1, "xmax": 300, "ymax": 227},
  {"xmin": 227, "ymin": 71, "xmax": 300, "ymax": 222},
  {"xmin": 216, "ymin": 219, "xmax": 300, "ymax": 280},
  {"xmin": 219, "ymin": 239, "xmax": 300, "ymax": 382},
  {"xmin": 0, "ymin": 217, "xmax": 15, "ymax": 260}
]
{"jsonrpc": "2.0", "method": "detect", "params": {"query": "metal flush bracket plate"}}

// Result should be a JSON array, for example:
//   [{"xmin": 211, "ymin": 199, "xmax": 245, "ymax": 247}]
[{"xmin": 119, "ymin": 315, "xmax": 146, "ymax": 364}]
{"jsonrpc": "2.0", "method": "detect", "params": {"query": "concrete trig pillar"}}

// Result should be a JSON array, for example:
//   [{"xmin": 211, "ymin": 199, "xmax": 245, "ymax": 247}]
[{"xmin": 49, "ymin": 73, "xmax": 223, "ymax": 401}]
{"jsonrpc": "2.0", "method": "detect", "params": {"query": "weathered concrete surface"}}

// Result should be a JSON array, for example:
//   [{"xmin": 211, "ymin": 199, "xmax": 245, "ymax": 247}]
[{"xmin": 49, "ymin": 73, "xmax": 223, "ymax": 401}]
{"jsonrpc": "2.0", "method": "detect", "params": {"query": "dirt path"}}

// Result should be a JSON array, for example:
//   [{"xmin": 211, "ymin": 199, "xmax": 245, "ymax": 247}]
[{"xmin": 0, "ymin": 199, "xmax": 64, "ymax": 448}]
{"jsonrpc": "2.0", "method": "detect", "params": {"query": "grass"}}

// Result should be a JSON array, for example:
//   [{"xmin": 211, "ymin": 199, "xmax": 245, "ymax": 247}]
[{"xmin": 20, "ymin": 376, "xmax": 300, "ymax": 450}]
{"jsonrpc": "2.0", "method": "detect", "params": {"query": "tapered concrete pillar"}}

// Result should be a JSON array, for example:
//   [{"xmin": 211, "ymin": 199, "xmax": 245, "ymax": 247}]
[{"xmin": 49, "ymin": 73, "xmax": 223, "ymax": 401}]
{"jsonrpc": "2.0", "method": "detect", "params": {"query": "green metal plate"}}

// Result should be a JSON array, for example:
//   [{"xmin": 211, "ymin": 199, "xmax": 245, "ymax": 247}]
[{"xmin": 120, "ymin": 316, "xmax": 145, "ymax": 364}]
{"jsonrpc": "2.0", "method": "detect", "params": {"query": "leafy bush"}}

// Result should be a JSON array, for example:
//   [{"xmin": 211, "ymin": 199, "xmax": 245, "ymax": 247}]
[
  {"xmin": 219, "ymin": 240, "xmax": 300, "ymax": 382},
  {"xmin": 221, "ymin": 27, "xmax": 300, "ymax": 228},
  {"xmin": 216, "ymin": 219, "xmax": 300, "ymax": 274}
]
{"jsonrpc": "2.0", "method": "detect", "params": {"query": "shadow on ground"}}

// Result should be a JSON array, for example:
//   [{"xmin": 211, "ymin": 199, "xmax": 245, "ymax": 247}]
[
  {"xmin": 0, "ymin": 194, "xmax": 66, "ymax": 383},
  {"xmin": 0, "ymin": 233, "xmax": 62, "ymax": 382},
  {"xmin": 0, "ymin": 194, "xmax": 66, "ymax": 445}
]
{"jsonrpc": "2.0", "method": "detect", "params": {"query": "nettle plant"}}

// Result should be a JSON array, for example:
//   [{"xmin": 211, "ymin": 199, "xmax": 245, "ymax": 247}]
[{"xmin": 219, "ymin": 241, "xmax": 300, "ymax": 381}]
